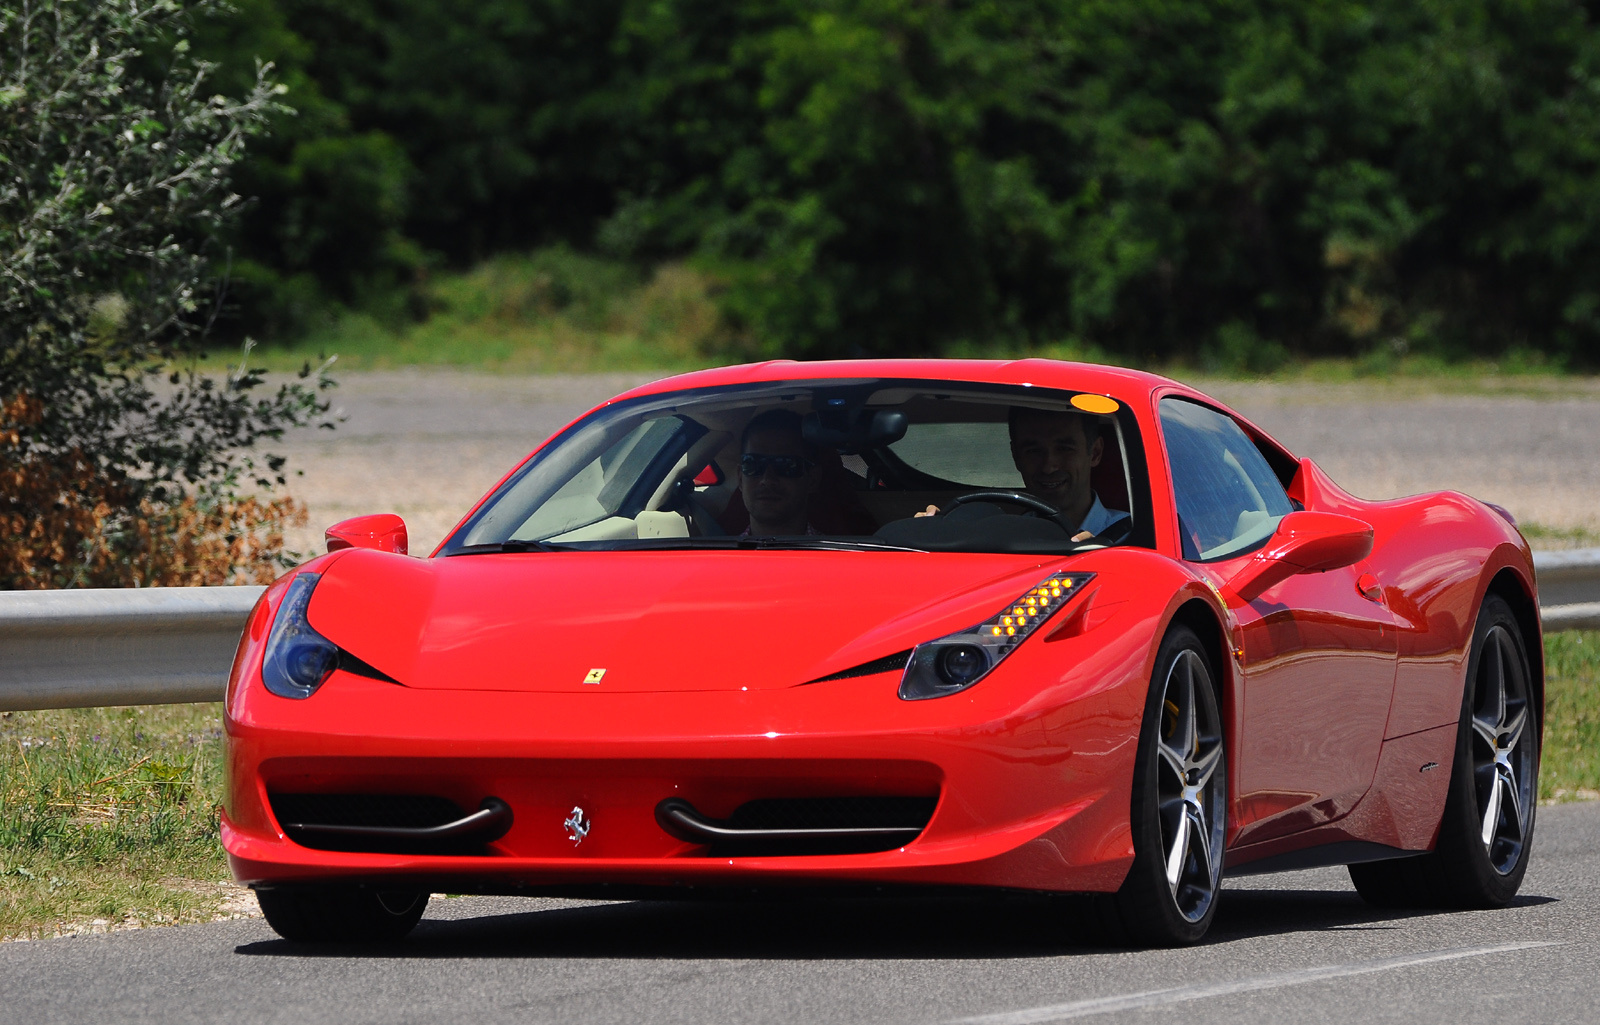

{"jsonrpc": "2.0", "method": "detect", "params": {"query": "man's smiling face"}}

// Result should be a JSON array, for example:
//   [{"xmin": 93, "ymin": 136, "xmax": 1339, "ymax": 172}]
[{"xmin": 1009, "ymin": 408, "xmax": 1103, "ymax": 519}]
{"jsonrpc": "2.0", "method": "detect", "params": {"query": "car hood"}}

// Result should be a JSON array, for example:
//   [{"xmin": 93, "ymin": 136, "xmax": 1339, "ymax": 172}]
[{"xmin": 306, "ymin": 547, "xmax": 1084, "ymax": 693}]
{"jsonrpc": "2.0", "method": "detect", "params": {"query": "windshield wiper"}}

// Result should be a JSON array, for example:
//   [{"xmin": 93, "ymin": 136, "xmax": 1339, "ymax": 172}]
[
  {"xmin": 452, "ymin": 537, "xmax": 928, "ymax": 555},
  {"xmin": 587, "ymin": 537, "xmax": 928, "ymax": 553},
  {"xmin": 448, "ymin": 540, "xmax": 572, "ymax": 556},
  {"xmin": 615, "ymin": 538, "xmax": 743, "ymax": 551},
  {"xmin": 742, "ymin": 537, "xmax": 927, "ymax": 553}
]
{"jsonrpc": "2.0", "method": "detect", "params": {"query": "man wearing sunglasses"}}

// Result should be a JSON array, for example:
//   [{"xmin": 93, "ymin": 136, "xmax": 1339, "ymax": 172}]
[{"xmin": 738, "ymin": 409, "xmax": 823, "ymax": 537}]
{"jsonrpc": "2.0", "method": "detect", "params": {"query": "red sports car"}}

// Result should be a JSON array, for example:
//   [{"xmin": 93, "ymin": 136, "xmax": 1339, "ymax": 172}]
[{"xmin": 222, "ymin": 359, "xmax": 1542, "ymax": 946}]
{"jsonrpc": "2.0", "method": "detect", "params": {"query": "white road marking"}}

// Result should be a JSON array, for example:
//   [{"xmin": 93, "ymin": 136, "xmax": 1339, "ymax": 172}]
[{"xmin": 948, "ymin": 941, "xmax": 1559, "ymax": 1025}]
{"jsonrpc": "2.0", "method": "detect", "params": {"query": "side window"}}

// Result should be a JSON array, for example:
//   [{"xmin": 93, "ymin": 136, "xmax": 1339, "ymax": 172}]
[{"xmin": 1159, "ymin": 398, "xmax": 1294, "ymax": 562}]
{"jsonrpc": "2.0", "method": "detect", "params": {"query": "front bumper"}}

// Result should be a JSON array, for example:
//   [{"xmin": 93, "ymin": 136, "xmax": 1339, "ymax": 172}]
[{"xmin": 224, "ymin": 640, "xmax": 1146, "ymax": 895}]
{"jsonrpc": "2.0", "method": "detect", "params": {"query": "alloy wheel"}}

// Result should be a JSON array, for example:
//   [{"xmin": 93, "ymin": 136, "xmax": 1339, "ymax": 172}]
[
  {"xmin": 1155, "ymin": 649, "xmax": 1226, "ymax": 922},
  {"xmin": 1470, "ymin": 624, "xmax": 1535, "ymax": 875}
]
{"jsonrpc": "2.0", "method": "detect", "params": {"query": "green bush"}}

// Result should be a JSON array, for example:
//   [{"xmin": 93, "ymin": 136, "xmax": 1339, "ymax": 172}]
[{"xmin": 1, "ymin": 0, "xmax": 330, "ymax": 588}]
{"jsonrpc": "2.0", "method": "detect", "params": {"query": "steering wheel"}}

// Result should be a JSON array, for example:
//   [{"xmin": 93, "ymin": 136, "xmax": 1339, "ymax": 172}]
[{"xmin": 948, "ymin": 490, "xmax": 1073, "ymax": 534}]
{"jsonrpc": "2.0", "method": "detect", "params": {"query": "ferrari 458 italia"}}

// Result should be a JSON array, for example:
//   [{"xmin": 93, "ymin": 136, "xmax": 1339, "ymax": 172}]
[{"xmin": 223, "ymin": 359, "xmax": 1542, "ymax": 946}]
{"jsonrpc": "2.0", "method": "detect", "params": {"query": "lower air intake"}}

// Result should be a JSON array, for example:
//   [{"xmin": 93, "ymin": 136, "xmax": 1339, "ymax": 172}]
[
  {"xmin": 269, "ymin": 792, "xmax": 511, "ymax": 855},
  {"xmin": 656, "ymin": 795, "xmax": 938, "ymax": 857}
]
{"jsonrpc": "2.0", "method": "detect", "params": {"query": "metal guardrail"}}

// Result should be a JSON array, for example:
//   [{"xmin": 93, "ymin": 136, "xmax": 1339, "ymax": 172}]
[
  {"xmin": 1532, "ymin": 548, "xmax": 1600, "ymax": 630},
  {"xmin": 0, "ymin": 585, "xmax": 263, "ymax": 712},
  {"xmin": 0, "ymin": 549, "xmax": 1598, "ymax": 713}
]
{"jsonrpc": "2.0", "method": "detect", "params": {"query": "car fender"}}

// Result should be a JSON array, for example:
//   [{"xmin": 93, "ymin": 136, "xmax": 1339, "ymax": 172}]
[{"xmin": 1059, "ymin": 546, "xmax": 1238, "ymax": 761}]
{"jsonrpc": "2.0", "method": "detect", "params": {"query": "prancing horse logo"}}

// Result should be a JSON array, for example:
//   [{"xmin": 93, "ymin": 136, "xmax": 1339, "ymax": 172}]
[{"xmin": 564, "ymin": 806, "xmax": 591, "ymax": 845}]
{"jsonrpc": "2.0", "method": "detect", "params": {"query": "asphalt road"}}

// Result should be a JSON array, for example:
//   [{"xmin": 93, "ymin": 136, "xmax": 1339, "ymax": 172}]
[{"xmin": 3, "ymin": 801, "xmax": 1595, "ymax": 1025}]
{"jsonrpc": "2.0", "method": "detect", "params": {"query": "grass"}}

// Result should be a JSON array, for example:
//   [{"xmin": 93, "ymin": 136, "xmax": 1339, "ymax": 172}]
[
  {"xmin": 2, "ymin": 631, "xmax": 1596, "ymax": 939},
  {"xmin": 206, "ymin": 246, "xmax": 1600, "ymax": 393},
  {"xmin": 0, "ymin": 703, "xmax": 238, "ymax": 941},
  {"xmin": 1520, "ymin": 523, "xmax": 1600, "ymax": 551},
  {"xmin": 237, "ymin": 249, "xmax": 732, "ymax": 376},
  {"xmin": 943, "ymin": 335, "xmax": 1600, "ymax": 396},
  {"xmin": 1543, "ymin": 630, "xmax": 1600, "ymax": 801}
]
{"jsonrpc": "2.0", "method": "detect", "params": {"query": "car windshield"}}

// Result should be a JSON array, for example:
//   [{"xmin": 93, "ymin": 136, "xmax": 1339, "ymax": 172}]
[{"xmin": 440, "ymin": 378, "xmax": 1151, "ymax": 556}]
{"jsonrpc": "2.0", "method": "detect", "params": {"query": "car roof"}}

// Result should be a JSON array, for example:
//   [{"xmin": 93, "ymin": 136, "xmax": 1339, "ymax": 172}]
[
  {"xmin": 611, "ymin": 358, "xmax": 1194, "ymax": 404},
  {"xmin": 606, "ymin": 358, "xmax": 1298, "ymax": 469}
]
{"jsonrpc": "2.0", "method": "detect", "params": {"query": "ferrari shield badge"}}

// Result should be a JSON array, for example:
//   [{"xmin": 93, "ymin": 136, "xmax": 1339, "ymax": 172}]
[
  {"xmin": 583, "ymin": 668, "xmax": 606, "ymax": 684},
  {"xmin": 564, "ymin": 806, "xmax": 592, "ymax": 845}
]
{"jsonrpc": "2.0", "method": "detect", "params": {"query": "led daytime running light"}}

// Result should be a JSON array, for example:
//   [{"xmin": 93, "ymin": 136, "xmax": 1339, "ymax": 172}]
[
  {"xmin": 979, "ymin": 572, "xmax": 1082, "ymax": 652},
  {"xmin": 899, "ymin": 571, "xmax": 1092, "ymax": 700}
]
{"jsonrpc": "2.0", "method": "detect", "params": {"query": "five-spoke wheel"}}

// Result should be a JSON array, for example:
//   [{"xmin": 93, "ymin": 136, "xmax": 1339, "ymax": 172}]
[
  {"xmin": 1104, "ymin": 625, "xmax": 1227, "ymax": 945},
  {"xmin": 1350, "ymin": 593, "xmax": 1538, "ymax": 908},
  {"xmin": 1469, "ymin": 622, "xmax": 1536, "ymax": 876},
  {"xmin": 1155, "ymin": 649, "xmax": 1227, "ymax": 922}
]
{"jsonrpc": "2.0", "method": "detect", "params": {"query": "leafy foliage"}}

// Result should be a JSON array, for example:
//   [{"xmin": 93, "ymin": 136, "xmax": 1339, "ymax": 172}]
[
  {"xmin": 0, "ymin": 0, "xmax": 330, "ymax": 588},
  {"xmin": 193, "ymin": 0, "xmax": 1600, "ymax": 364}
]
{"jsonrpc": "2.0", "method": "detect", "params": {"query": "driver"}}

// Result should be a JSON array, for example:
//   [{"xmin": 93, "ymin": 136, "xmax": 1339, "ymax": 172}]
[
  {"xmin": 919, "ymin": 406, "xmax": 1127, "ymax": 541},
  {"xmin": 737, "ymin": 409, "xmax": 823, "ymax": 536}
]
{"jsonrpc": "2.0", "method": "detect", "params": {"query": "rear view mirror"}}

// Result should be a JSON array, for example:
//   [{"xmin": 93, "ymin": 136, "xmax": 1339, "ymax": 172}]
[
  {"xmin": 802, "ymin": 408, "xmax": 908, "ymax": 453},
  {"xmin": 325, "ymin": 514, "xmax": 409, "ymax": 556},
  {"xmin": 1226, "ymin": 511, "xmax": 1373, "ymax": 602}
]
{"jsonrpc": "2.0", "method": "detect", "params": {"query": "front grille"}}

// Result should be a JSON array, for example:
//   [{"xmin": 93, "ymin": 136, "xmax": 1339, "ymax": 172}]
[{"xmin": 268, "ymin": 792, "xmax": 488, "ymax": 854}]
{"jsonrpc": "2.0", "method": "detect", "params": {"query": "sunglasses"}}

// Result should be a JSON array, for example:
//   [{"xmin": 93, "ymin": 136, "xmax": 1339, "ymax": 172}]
[{"xmin": 739, "ymin": 453, "xmax": 814, "ymax": 479}]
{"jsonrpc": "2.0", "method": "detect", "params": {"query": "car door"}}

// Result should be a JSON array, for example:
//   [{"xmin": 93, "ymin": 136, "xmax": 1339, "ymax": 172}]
[{"xmin": 1158, "ymin": 398, "xmax": 1397, "ymax": 846}]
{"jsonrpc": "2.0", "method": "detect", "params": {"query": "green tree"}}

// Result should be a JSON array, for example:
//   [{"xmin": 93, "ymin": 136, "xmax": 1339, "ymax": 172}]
[
  {"xmin": 0, "ymin": 0, "xmax": 331, "ymax": 589},
  {"xmin": 191, "ymin": 0, "xmax": 1600, "ymax": 365}
]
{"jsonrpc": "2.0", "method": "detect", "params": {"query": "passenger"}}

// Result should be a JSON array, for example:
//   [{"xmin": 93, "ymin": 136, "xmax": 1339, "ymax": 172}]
[
  {"xmin": 738, "ymin": 409, "xmax": 822, "ymax": 536},
  {"xmin": 919, "ymin": 406, "xmax": 1127, "ymax": 541}
]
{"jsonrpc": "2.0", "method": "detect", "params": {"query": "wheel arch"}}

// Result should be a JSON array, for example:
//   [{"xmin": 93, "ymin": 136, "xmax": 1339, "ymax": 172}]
[
  {"xmin": 1486, "ymin": 566, "xmax": 1545, "ymax": 722},
  {"xmin": 1167, "ymin": 597, "xmax": 1231, "ymax": 717}
]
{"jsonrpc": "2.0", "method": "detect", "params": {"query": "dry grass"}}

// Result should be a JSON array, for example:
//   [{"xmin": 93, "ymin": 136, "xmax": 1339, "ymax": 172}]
[{"xmin": 2, "ymin": 394, "xmax": 309, "ymax": 590}]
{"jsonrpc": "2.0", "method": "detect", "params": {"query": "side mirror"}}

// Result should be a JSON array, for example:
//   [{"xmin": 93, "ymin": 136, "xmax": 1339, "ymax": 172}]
[
  {"xmin": 1226, "ymin": 511, "xmax": 1372, "ymax": 602},
  {"xmin": 325, "ymin": 514, "xmax": 408, "ymax": 556}
]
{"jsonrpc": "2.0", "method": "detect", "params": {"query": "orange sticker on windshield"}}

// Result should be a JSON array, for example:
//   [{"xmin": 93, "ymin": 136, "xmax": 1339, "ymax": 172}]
[{"xmin": 1071, "ymin": 394, "xmax": 1119, "ymax": 414}]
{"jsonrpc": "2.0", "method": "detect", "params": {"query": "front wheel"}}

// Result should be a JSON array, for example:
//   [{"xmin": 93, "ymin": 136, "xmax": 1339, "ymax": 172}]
[
  {"xmin": 1100, "ymin": 625, "xmax": 1228, "ymax": 945},
  {"xmin": 257, "ymin": 886, "xmax": 429, "ymax": 943},
  {"xmin": 1350, "ymin": 593, "xmax": 1539, "ymax": 908}
]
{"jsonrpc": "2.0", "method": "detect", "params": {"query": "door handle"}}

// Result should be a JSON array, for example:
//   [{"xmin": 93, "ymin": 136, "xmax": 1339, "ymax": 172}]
[{"xmin": 1356, "ymin": 572, "xmax": 1384, "ymax": 604}]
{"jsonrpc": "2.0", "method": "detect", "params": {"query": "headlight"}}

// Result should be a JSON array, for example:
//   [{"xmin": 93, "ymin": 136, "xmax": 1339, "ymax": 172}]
[
  {"xmin": 899, "ymin": 571, "xmax": 1092, "ymax": 700},
  {"xmin": 261, "ymin": 573, "xmax": 339, "ymax": 699}
]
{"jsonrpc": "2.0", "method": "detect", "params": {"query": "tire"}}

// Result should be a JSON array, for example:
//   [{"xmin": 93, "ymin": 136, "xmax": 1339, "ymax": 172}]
[
  {"xmin": 257, "ymin": 886, "xmax": 429, "ymax": 943},
  {"xmin": 1100, "ymin": 625, "xmax": 1228, "ymax": 946},
  {"xmin": 1349, "ymin": 593, "xmax": 1539, "ymax": 908}
]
